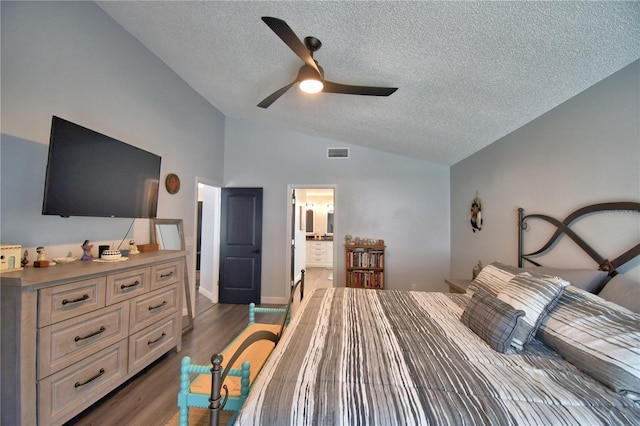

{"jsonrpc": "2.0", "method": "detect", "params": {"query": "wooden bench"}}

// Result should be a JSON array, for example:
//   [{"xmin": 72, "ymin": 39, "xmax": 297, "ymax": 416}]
[{"xmin": 177, "ymin": 270, "xmax": 305, "ymax": 426}]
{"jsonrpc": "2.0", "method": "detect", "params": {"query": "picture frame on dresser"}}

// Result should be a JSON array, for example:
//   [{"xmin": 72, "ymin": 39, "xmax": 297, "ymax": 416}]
[{"xmin": 150, "ymin": 218, "xmax": 194, "ymax": 334}]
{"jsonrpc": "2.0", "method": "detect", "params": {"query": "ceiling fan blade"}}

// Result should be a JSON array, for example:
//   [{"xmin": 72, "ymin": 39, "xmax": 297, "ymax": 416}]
[
  {"xmin": 257, "ymin": 81, "xmax": 296, "ymax": 108},
  {"xmin": 261, "ymin": 17, "xmax": 322, "ymax": 76},
  {"xmin": 323, "ymin": 80, "xmax": 398, "ymax": 96}
]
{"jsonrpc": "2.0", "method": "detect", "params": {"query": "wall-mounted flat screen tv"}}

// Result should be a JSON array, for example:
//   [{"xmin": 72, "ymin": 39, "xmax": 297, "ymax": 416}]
[{"xmin": 42, "ymin": 116, "xmax": 161, "ymax": 218}]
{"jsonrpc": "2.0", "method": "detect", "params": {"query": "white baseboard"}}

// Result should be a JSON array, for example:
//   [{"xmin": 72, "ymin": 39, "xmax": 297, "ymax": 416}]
[
  {"xmin": 198, "ymin": 286, "xmax": 216, "ymax": 303},
  {"xmin": 261, "ymin": 296, "xmax": 288, "ymax": 305}
]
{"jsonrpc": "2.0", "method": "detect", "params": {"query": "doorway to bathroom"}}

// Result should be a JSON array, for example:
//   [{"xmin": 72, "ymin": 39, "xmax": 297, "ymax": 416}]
[{"xmin": 288, "ymin": 186, "xmax": 335, "ymax": 292}]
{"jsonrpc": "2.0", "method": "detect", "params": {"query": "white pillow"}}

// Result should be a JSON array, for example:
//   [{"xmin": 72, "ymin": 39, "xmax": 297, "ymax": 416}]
[
  {"xmin": 537, "ymin": 286, "xmax": 640, "ymax": 396},
  {"xmin": 497, "ymin": 272, "xmax": 569, "ymax": 351},
  {"xmin": 467, "ymin": 262, "xmax": 518, "ymax": 297}
]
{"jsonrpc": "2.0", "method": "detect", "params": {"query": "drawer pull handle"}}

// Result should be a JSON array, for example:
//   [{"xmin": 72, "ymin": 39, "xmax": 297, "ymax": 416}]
[
  {"xmin": 148, "ymin": 332, "xmax": 166, "ymax": 345},
  {"xmin": 148, "ymin": 301, "xmax": 168, "ymax": 311},
  {"xmin": 160, "ymin": 271, "xmax": 174, "ymax": 279},
  {"xmin": 75, "ymin": 326, "xmax": 106, "ymax": 342},
  {"xmin": 74, "ymin": 368, "xmax": 105, "ymax": 388},
  {"xmin": 62, "ymin": 294, "xmax": 90, "ymax": 305},
  {"xmin": 121, "ymin": 280, "xmax": 141, "ymax": 290}
]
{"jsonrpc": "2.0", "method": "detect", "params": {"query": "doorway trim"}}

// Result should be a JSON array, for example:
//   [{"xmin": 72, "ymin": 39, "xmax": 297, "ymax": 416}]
[
  {"xmin": 286, "ymin": 184, "xmax": 337, "ymax": 297},
  {"xmin": 195, "ymin": 177, "xmax": 221, "ymax": 305}
]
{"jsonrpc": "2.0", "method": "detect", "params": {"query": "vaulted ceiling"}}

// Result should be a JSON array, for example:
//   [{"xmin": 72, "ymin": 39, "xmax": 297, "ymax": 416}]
[{"xmin": 97, "ymin": 1, "xmax": 640, "ymax": 166}]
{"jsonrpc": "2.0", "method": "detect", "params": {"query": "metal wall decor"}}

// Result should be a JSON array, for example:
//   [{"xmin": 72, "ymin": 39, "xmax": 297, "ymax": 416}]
[{"xmin": 470, "ymin": 194, "xmax": 483, "ymax": 233}]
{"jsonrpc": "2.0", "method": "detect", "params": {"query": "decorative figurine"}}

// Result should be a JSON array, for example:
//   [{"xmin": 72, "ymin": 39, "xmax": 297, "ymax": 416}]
[
  {"xmin": 34, "ymin": 246, "xmax": 49, "ymax": 267},
  {"xmin": 36, "ymin": 246, "xmax": 47, "ymax": 261},
  {"xmin": 81, "ymin": 240, "xmax": 94, "ymax": 261},
  {"xmin": 21, "ymin": 250, "xmax": 29, "ymax": 268},
  {"xmin": 128, "ymin": 240, "xmax": 139, "ymax": 255}
]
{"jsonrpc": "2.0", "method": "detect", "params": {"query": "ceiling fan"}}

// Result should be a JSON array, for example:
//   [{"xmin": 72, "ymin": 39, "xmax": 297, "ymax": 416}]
[{"xmin": 258, "ymin": 17, "xmax": 398, "ymax": 108}]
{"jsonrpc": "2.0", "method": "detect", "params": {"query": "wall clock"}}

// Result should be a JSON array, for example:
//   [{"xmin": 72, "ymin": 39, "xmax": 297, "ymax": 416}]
[{"xmin": 165, "ymin": 173, "xmax": 181, "ymax": 194}]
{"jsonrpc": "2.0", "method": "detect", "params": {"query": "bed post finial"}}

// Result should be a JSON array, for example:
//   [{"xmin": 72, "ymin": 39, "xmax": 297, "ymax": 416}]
[
  {"xmin": 209, "ymin": 353, "xmax": 227, "ymax": 426},
  {"xmin": 518, "ymin": 208, "xmax": 525, "ymax": 268}
]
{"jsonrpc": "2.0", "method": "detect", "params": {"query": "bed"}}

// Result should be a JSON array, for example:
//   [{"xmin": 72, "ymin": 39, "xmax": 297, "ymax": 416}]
[{"xmin": 229, "ymin": 202, "xmax": 640, "ymax": 425}]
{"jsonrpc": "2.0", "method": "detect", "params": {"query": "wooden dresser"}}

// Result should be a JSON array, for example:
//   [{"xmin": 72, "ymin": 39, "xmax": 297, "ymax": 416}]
[{"xmin": 1, "ymin": 250, "xmax": 186, "ymax": 425}]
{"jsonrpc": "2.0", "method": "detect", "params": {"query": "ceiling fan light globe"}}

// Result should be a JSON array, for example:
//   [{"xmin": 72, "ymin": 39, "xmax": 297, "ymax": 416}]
[{"xmin": 300, "ymin": 79, "xmax": 323, "ymax": 93}]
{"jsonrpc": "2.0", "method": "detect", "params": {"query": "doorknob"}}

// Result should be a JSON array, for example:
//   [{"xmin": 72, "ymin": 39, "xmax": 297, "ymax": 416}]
[{"xmin": 251, "ymin": 249, "xmax": 261, "ymax": 254}]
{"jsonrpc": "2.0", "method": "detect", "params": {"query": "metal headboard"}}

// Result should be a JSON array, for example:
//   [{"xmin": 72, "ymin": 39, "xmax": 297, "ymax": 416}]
[{"xmin": 518, "ymin": 202, "xmax": 640, "ymax": 276}]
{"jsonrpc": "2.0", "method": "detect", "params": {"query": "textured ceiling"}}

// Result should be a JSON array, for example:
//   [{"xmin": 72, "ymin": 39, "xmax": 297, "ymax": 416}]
[{"xmin": 96, "ymin": 1, "xmax": 640, "ymax": 166}]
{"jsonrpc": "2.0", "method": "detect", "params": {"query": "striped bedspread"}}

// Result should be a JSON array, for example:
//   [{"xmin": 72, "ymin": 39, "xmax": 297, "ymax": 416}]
[{"xmin": 236, "ymin": 288, "xmax": 640, "ymax": 425}]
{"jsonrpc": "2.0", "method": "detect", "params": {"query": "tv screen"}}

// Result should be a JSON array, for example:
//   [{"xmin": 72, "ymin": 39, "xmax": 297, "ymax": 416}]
[{"xmin": 42, "ymin": 116, "xmax": 161, "ymax": 218}]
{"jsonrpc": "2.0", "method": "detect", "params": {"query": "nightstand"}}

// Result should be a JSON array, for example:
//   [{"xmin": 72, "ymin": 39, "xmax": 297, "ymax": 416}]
[{"xmin": 444, "ymin": 278, "xmax": 472, "ymax": 294}]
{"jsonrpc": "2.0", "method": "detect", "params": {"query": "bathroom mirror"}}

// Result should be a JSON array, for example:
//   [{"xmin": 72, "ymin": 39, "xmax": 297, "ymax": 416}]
[
  {"xmin": 305, "ymin": 208, "xmax": 314, "ymax": 233},
  {"xmin": 150, "ymin": 218, "xmax": 193, "ymax": 333},
  {"xmin": 327, "ymin": 212, "xmax": 334, "ymax": 234}
]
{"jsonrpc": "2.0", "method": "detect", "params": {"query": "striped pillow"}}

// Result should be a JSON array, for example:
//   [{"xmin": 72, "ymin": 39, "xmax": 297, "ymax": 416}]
[
  {"xmin": 530, "ymin": 267, "xmax": 609, "ymax": 293},
  {"xmin": 537, "ymin": 286, "xmax": 640, "ymax": 397},
  {"xmin": 461, "ymin": 289, "xmax": 525, "ymax": 353},
  {"xmin": 467, "ymin": 262, "xmax": 519, "ymax": 297},
  {"xmin": 497, "ymin": 272, "xmax": 569, "ymax": 351}
]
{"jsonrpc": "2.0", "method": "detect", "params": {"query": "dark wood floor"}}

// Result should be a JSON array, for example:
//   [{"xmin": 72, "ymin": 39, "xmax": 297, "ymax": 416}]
[{"xmin": 65, "ymin": 268, "xmax": 331, "ymax": 426}]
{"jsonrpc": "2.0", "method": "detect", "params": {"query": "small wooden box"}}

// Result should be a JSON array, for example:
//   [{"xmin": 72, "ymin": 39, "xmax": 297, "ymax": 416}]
[{"xmin": 137, "ymin": 244, "xmax": 159, "ymax": 252}]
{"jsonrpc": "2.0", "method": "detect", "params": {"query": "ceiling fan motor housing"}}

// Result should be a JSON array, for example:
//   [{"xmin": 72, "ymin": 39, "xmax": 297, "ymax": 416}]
[
  {"xmin": 304, "ymin": 36, "xmax": 322, "ymax": 53},
  {"xmin": 297, "ymin": 63, "xmax": 324, "ymax": 82}
]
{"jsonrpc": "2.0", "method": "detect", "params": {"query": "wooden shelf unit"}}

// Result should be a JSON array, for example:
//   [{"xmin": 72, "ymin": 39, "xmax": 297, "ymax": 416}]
[{"xmin": 345, "ymin": 244, "xmax": 385, "ymax": 289}]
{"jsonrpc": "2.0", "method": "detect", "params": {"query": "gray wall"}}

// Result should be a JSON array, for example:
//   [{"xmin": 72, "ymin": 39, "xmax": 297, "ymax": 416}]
[
  {"xmin": 3, "ymin": 1, "xmax": 636, "ymax": 306},
  {"xmin": 1, "ymin": 1, "xmax": 225, "ymax": 303},
  {"xmin": 451, "ymin": 61, "xmax": 640, "ymax": 281},
  {"xmin": 224, "ymin": 117, "xmax": 451, "ymax": 302}
]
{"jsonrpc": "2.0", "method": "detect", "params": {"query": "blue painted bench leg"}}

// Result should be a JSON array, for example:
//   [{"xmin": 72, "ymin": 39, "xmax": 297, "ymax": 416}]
[{"xmin": 178, "ymin": 356, "xmax": 191, "ymax": 426}]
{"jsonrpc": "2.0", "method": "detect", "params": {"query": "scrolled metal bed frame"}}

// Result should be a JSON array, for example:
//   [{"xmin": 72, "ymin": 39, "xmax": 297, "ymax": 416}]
[{"xmin": 518, "ymin": 201, "xmax": 640, "ymax": 276}]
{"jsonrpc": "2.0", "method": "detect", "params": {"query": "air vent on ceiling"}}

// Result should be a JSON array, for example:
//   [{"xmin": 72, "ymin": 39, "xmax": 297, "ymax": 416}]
[{"xmin": 327, "ymin": 148, "xmax": 349, "ymax": 159}]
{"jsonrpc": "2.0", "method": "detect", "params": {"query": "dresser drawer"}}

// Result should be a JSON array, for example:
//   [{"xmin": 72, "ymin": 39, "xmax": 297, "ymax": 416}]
[
  {"xmin": 106, "ymin": 267, "xmax": 150, "ymax": 304},
  {"xmin": 310, "ymin": 253, "xmax": 325, "ymax": 262},
  {"xmin": 39, "ymin": 277, "xmax": 106, "ymax": 327},
  {"xmin": 38, "ymin": 340, "xmax": 128, "ymax": 426},
  {"xmin": 128, "ymin": 315, "xmax": 178, "ymax": 375},
  {"xmin": 129, "ymin": 284, "xmax": 178, "ymax": 334},
  {"xmin": 309, "ymin": 243, "xmax": 326, "ymax": 253},
  {"xmin": 150, "ymin": 260, "xmax": 182, "ymax": 290},
  {"xmin": 38, "ymin": 301, "xmax": 130, "ymax": 379}
]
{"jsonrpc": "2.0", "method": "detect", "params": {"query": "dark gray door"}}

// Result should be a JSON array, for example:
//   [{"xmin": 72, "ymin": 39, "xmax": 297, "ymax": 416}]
[{"xmin": 219, "ymin": 188, "xmax": 263, "ymax": 304}]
